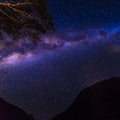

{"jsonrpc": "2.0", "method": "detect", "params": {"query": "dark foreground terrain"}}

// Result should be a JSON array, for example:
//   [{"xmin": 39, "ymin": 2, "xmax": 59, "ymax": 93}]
[
  {"xmin": 1, "ymin": 77, "xmax": 120, "ymax": 120},
  {"xmin": 0, "ymin": 98, "xmax": 34, "ymax": 120},
  {"xmin": 52, "ymin": 77, "xmax": 120, "ymax": 120}
]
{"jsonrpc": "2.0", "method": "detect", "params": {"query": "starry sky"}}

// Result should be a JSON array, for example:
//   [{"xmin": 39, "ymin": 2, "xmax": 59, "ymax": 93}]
[{"xmin": 1, "ymin": 0, "xmax": 120, "ymax": 120}]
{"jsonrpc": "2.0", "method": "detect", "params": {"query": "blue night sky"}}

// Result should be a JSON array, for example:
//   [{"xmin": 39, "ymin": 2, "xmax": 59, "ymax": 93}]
[
  {"xmin": 48, "ymin": 0, "xmax": 120, "ymax": 30},
  {"xmin": 1, "ymin": 0, "xmax": 120, "ymax": 120}
]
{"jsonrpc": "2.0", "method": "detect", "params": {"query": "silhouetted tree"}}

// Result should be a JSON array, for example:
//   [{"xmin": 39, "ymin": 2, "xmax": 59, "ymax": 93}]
[{"xmin": 0, "ymin": 0, "xmax": 55, "ymax": 44}]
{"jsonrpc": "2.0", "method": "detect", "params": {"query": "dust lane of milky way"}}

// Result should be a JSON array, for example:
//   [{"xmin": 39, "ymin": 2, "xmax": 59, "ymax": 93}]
[
  {"xmin": 1, "ymin": 27, "xmax": 120, "ymax": 120},
  {"xmin": 0, "ymin": 27, "xmax": 120, "ymax": 67}
]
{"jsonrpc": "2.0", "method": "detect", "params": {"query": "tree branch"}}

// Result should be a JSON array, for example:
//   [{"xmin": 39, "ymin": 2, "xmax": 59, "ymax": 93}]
[{"xmin": 0, "ymin": 0, "xmax": 55, "ymax": 44}]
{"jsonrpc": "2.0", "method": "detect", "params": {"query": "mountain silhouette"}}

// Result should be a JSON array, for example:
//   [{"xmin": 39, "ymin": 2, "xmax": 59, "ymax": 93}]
[
  {"xmin": 0, "ymin": 98, "xmax": 34, "ymax": 120},
  {"xmin": 52, "ymin": 77, "xmax": 120, "ymax": 120}
]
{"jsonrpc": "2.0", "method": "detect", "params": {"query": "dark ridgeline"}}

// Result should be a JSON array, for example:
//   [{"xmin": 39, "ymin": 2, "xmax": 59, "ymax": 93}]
[
  {"xmin": 0, "ymin": 98, "xmax": 35, "ymax": 120},
  {"xmin": 1, "ymin": 77, "xmax": 120, "ymax": 120},
  {"xmin": 52, "ymin": 77, "xmax": 120, "ymax": 120}
]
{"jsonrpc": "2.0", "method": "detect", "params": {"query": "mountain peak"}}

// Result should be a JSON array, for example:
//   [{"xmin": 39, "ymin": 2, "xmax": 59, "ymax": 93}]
[{"xmin": 52, "ymin": 77, "xmax": 120, "ymax": 120}]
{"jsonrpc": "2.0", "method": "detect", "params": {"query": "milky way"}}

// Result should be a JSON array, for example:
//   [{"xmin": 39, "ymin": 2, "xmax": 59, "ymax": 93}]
[
  {"xmin": 0, "ymin": 27, "xmax": 119, "ymax": 67},
  {"xmin": 0, "ymin": 26, "xmax": 120, "ymax": 120},
  {"xmin": 1, "ymin": 0, "xmax": 120, "ymax": 120}
]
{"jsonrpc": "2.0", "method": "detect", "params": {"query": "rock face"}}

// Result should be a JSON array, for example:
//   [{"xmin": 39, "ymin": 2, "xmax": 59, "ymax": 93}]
[
  {"xmin": 0, "ymin": 98, "xmax": 32, "ymax": 120},
  {"xmin": 52, "ymin": 77, "xmax": 120, "ymax": 120}
]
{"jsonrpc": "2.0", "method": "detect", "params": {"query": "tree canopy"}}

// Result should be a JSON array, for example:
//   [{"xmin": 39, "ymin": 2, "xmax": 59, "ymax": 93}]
[{"xmin": 0, "ymin": 0, "xmax": 55, "ymax": 44}]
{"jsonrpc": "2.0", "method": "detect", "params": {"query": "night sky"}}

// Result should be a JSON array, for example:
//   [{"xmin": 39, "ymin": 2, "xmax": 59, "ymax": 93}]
[{"xmin": 1, "ymin": 0, "xmax": 120, "ymax": 120}]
